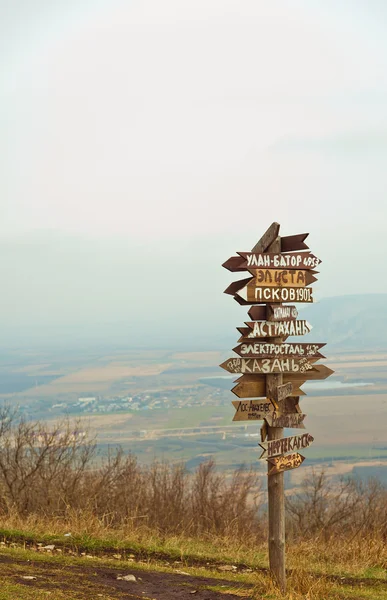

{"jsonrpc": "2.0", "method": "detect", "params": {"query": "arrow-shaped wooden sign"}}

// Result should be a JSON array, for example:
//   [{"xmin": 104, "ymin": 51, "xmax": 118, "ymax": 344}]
[
  {"xmin": 231, "ymin": 377, "xmax": 305, "ymax": 399},
  {"xmin": 232, "ymin": 342, "xmax": 326, "ymax": 359},
  {"xmin": 281, "ymin": 233, "xmax": 309, "ymax": 252},
  {"xmin": 224, "ymin": 277, "xmax": 253, "ymax": 296},
  {"xmin": 238, "ymin": 251, "xmax": 321, "ymax": 270},
  {"xmin": 253, "ymin": 269, "xmax": 318, "ymax": 288},
  {"xmin": 286, "ymin": 364, "xmax": 335, "ymax": 381},
  {"xmin": 270, "ymin": 382, "xmax": 294, "ymax": 403},
  {"xmin": 243, "ymin": 320, "xmax": 312, "ymax": 338},
  {"xmin": 220, "ymin": 357, "xmax": 319, "ymax": 374},
  {"xmin": 266, "ymin": 413, "xmax": 306, "ymax": 428},
  {"xmin": 222, "ymin": 234, "xmax": 309, "ymax": 272},
  {"xmin": 236, "ymin": 283, "xmax": 314, "ymax": 304},
  {"xmin": 232, "ymin": 399, "xmax": 277, "ymax": 421},
  {"xmin": 248, "ymin": 305, "xmax": 298, "ymax": 321},
  {"xmin": 260, "ymin": 397, "xmax": 302, "ymax": 442},
  {"xmin": 267, "ymin": 452, "xmax": 305, "ymax": 475},
  {"xmin": 259, "ymin": 433, "xmax": 314, "ymax": 459}
]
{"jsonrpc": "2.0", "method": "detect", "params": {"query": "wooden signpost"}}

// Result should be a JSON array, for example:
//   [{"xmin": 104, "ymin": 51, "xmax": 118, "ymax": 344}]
[{"xmin": 221, "ymin": 222, "xmax": 333, "ymax": 592}]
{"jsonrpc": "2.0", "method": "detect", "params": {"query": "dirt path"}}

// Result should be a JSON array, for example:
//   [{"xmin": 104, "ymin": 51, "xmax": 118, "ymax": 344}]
[{"xmin": 0, "ymin": 552, "xmax": 253, "ymax": 599}]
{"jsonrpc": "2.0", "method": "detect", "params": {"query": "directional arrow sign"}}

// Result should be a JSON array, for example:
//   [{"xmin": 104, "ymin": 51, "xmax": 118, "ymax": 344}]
[
  {"xmin": 267, "ymin": 452, "xmax": 305, "ymax": 475},
  {"xmin": 270, "ymin": 382, "xmax": 294, "ymax": 403},
  {"xmin": 232, "ymin": 342, "xmax": 326, "ymax": 359},
  {"xmin": 286, "ymin": 364, "xmax": 335, "ymax": 381},
  {"xmin": 224, "ymin": 277, "xmax": 253, "ymax": 296},
  {"xmin": 266, "ymin": 413, "xmax": 306, "ymax": 428},
  {"xmin": 232, "ymin": 399, "xmax": 276, "ymax": 421},
  {"xmin": 236, "ymin": 283, "xmax": 314, "ymax": 304},
  {"xmin": 254, "ymin": 269, "xmax": 317, "ymax": 288},
  {"xmin": 244, "ymin": 320, "xmax": 312, "ymax": 338},
  {"xmin": 238, "ymin": 251, "xmax": 321, "ymax": 270},
  {"xmin": 259, "ymin": 433, "xmax": 314, "ymax": 459},
  {"xmin": 222, "ymin": 256, "xmax": 246, "ymax": 272},
  {"xmin": 231, "ymin": 377, "xmax": 305, "ymax": 399},
  {"xmin": 281, "ymin": 233, "xmax": 309, "ymax": 252},
  {"xmin": 222, "ymin": 236, "xmax": 310, "ymax": 272},
  {"xmin": 248, "ymin": 305, "xmax": 298, "ymax": 321},
  {"xmin": 220, "ymin": 357, "xmax": 319, "ymax": 374}
]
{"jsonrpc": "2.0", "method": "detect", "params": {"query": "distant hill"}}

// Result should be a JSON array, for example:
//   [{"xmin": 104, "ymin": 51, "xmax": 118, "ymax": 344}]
[{"xmin": 299, "ymin": 294, "xmax": 387, "ymax": 352}]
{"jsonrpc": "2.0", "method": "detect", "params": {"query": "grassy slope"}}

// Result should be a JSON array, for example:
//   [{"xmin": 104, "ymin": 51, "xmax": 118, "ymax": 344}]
[{"xmin": 0, "ymin": 526, "xmax": 385, "ymax": 599}]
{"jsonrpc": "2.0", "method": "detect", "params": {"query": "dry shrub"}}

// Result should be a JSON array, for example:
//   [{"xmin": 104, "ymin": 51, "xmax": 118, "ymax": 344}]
[
  {"xmin": 286, "ymin": 468, "xmax": 387, "ymax": 545},
  {"xmin": 0, "ymin": 405, "xmax": 386, "ymax": 557},
  {"xmin": 0, "ymin": 407, "xmax": 264, "ymax": 541},
  {"xmin": 253, "ymin": 568, "xmax": 336, "ymax": 600}
]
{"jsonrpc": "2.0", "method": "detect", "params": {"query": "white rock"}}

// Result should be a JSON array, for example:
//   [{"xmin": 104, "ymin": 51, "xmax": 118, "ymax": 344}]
[{"xmin": 117, "ymin": 574, "xmax": 136, "ymax": 582}]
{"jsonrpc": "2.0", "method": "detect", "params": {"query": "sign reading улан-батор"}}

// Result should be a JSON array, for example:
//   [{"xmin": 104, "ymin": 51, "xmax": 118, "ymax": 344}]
[{"xmin": 220, "ymin": 222, "xmax": 333, "ymax": 591}]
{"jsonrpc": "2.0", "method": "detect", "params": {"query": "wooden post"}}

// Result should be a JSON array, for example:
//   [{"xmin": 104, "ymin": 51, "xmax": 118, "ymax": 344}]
[
  {"xmin": 221, "ymin": 221, "xmax": 332, "ymax": 594},
  {"xmin": 265, "ymin": 234, "xmax": 286, "ymax": 592}
]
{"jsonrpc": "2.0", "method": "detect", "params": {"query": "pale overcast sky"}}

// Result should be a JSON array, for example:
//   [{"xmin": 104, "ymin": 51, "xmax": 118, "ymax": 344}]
[{"xmin": 1, "ymin": 1, "xmax": 387, "ymax": 346}]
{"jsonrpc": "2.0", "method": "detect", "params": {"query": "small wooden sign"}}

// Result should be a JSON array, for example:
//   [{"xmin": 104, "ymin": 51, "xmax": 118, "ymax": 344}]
[
  {"xmin": 270, "ymin": 382, "xmax": 294, "ymax": 403},
  {"xmin": 221, "ymin": 256, "xmax": 247, "ymax": 272},
  {"xmin": 232, "ymin": 399, "xmax": 277, "ymax": 421},
  {"xmin": 223, "ymin": 235, "xmax": 309, "ymax": 272},
  {"xmin": 248, "ymin": 305, "xmax": 298, "ymax": 322},
  {"xmin": 259, "ymin": 433, "xmax": 314, "ymax": 459},
  {"xmin": 231, "ymin": 377, "xmax": 305, "ymax": 399},
  {"xmin": 244, "ymin": 320, "xmax": 312, "ymax": 338},
  {"xmin": 286, "ymin": 364, "xmax": 335, "ymax": 381},
  {"xmin": 267, "ymin": 452, "xmax": 305, "ymax": 475},
  {"xmin": 220, "ymin": 357, "xmax": 318, "ymax": 374},
  {"xmin": 254, "ymin": 269, "xmax": 317, "ymax": 288},
  {"xmin": 281, "ymin": 233, "xmax": 309, "ymax": 253},
  {"xmin": 232, "ymin": 342, "xmax": 326, "ymax": 359},
  {"xmin": 237, "ymin": 283, "xmax": 314, "ymax": 304},
  {"xmin": 267, "ymin": 413, "xmax": 306, "ymax": 428},
  {"xmin": 238, "ymin": 251, "xmax": 321, "ymax": 270}
]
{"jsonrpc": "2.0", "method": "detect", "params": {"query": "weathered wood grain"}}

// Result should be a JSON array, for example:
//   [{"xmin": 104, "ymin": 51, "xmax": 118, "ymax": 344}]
[
  {"xmin": 259, "ymin": 433, "xmax": 314, "ymax": 459},
  {"xmin": 267, "ymin": 452, "xmax": 305, "ymax": 475},
  {"xmin": 277, "ymin": 396, "xmax": 302, "ymax": 414},
  {"xmin": 270, "ymin": 382, "xmax": 294, "ymax": 403},
  {"xmin": 261, "ymin": 420, "xmax": 268, "ymax": 443},
  {"xmin": 251, "ymin": 222, "xmax": 280, "ymax": 253}
]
